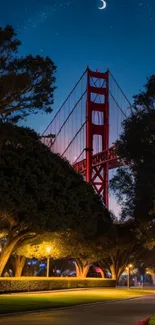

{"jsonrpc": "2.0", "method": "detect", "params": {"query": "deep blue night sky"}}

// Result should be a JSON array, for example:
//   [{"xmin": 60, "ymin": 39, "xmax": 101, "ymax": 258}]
[
  {"xmin": 1, "ymin": 0, "xmax": 155, "ymax": 131},
  {"xmin": 1, "ymin": 0, "xmax": 155, "ymax": 215}
]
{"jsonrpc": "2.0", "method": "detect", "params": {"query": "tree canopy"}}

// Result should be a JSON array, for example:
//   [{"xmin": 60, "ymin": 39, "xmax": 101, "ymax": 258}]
[
  {"xmin": 15, "ymin": 232, "xmax": 71, "ymax": 260},
  {"xmin": 15, "ymin": 230, "xmax": 102, "ymax": 278},
  {"xmin": 110, "ymin": 75, "xmax": 155, "ymax": 222},
  {"xmin": 0, "ymin": 25, "xmax": 56, "ymax": 123},
  {"xmin": 0, "ymin": 122, "xmax": 111, "ymax": 275},
  {"xmin": 96, "ymin": 221, "xmax": 144, "ymax": 281},
  {"xmin": 0, "ymin": 122, "xmax": 111, "ymax": 235}
]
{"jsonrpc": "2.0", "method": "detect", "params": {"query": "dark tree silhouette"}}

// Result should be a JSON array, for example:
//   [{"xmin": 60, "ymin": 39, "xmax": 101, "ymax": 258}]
[
  {"xmin": 0, "ymin": 25, "xmax": 56, "ymax": 123},
  {"xmin": 0, "ymin": 123, "xmax": 111, "ymax": 276},
  {"xmin": 110, "ymin": 75, "xmax": 155, "ymax": 222},
  {"xmin": 97, "ymin": 221, "xmax": 144, "ymax": 282}
]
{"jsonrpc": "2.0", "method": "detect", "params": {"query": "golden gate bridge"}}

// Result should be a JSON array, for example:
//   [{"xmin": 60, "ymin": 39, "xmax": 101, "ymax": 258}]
[{"xmin": 42, "ymin": 67, "xmax": 131, "ymax": 208}]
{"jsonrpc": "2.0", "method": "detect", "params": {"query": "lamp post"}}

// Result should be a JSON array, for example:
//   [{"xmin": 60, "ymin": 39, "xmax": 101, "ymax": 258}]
[
  {"xmin": 127, "ymin": 264, "xmax": 133, "ymax": 289},
  {"xmin": 46, "ymin": 247, "xmax": 51, "ymax": 277}
]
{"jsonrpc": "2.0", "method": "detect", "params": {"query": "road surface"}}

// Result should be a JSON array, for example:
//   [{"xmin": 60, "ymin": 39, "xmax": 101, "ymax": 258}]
[{"xmin": 0, "ymin": 295, "xmax": 155, "ymax": 325}]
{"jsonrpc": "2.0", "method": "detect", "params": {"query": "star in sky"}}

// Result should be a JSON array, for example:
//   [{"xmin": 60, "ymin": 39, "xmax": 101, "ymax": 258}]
[{"xmin": 22, "ymin": 1, "xmax": 73, "ymax": 32}]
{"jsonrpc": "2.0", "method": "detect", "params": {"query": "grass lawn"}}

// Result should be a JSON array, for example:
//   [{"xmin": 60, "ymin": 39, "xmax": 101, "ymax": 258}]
[{"xmin": 0, "ymin": 288, "xmax": 154, "ymax": 314}]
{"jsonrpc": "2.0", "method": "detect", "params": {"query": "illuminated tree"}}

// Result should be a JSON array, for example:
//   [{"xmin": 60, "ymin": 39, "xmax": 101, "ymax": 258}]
[
  {"xmin": 15, "ymin": 232, "xmax": 68, "ymax": 259},
  {"xmin": 73, "ymin": 240, "xmax": 99, "ymax": 278},
  {"xmin": 15, "ymin": 231, "xmax": 106, "ymax": 278},
  {"xmin": 0, "ymin": 25, "xmax": 56, "ymax": 123},
  {"xmin": 0, "ymin": 123, "xmax": 111, "ymax": 276},
  {"xmin": 14, "ymin": 232, "xmax": 67, "ymax": 277},
  {"xmin": 14, "ymin": 232, "xmax": 95, "ymax": 278}
]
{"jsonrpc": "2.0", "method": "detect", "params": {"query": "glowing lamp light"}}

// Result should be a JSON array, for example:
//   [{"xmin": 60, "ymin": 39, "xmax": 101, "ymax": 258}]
[{"xmin": 46, "ymin": 247, "xmax": 51, "ymax": 254}]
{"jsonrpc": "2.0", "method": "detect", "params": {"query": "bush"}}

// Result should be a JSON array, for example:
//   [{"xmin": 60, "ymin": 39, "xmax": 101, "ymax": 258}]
[
  {"xmin": 0, "ymin": 277, "xmax": 116, "ymax": 293},
  {"xmin": 149, "ymin": 315, "xmax": 155, "ymax": 325}
]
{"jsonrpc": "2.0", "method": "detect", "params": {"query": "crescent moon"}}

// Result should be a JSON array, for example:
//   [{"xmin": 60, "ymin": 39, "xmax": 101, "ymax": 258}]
[{"xmin": 98, "ymin": 0, "xmax": 107, "ymax": 10}]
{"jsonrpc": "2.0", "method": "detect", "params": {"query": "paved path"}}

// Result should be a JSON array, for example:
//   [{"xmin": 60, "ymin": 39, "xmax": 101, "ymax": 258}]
[{"xmin": 0, "ymin": 295, "xmax": 155, "ymax": 325}]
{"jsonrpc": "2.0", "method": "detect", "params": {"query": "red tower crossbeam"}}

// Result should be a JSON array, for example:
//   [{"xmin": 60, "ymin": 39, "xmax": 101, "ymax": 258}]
[{"xmin": 73, "ymin": 145, "xmax": 121, "ymax": 173}]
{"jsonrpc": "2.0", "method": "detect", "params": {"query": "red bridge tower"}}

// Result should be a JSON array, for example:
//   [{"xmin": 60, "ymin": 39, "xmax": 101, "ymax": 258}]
[
  {"xmin": 42, "ymin": 67, "xmax": 128, "ymax": 208},
  {"xmin": 86, "ymin": 69, "xmax": 109, "ymax": 207}
]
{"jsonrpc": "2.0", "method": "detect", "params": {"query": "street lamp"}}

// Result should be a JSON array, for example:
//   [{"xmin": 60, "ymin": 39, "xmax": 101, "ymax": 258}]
[
  {"xmin": 46, "ymin": 247, "xmax": 51, "ymax": 277},
  {"xmin": 127, "ymin": 264, "xmax": 133, "ymax": 289}
]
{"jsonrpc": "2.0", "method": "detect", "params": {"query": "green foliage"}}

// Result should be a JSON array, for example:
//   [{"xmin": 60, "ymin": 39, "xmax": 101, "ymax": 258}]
[
  {"xmin": 0, "ymin": 278, "xmax": 116, "ymax": 293},
  {"xmin": 96, "ymin": 221, "xmax": 144, "ymax": 280},
  {"xmin": 15, "ymin": 230, "xmax": 106, "ymax": 279},
  {"xmin": 149, "ymin": 315, "xmax": 155, "ymax": 325},
  {"xmin": 0, "ymin": 122, "xmax": 110, "ymax": 237},
  {"xmin": 16, "ymin": 222, "xmax": 145, "ymax": 281},
  {"xmin": 110, "ymin": 75, "xmax": 155, "ymax": 222},
  {"xmin": 15, "ymin": 231, "xmax": 101, "ymax": 279},
  {"xmin": 110, "ymin": 168, "xmax": 135, "ymax": 219},
  {"xmin": 0, "ymin": 122, "xmax": 111, "ymax": 276},
  {"xmin": 133, "ymin": 247, "xmax": 155, "ymax": 275},
  {"xmin": 15, "ymin": 232, "xmax": 70, "ymax": 260},
  {"xmin": 0, "ymin": 25, "xmax": 56, "ymax": 122}
]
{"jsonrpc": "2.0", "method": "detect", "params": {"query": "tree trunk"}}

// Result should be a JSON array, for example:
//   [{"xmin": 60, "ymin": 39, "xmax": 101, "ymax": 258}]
[
  {"xmin": 0, "ymin": 232, "xmax": 30, "ymax": 276},
  {"xmin": 75, "ymin": 259, "xmax": 91, "ymax": 278},
  {"xmin": 110, "ymin": 264, "xmax": 126, "ymax": 284},
  {"xmin": 82, "ymin": 264, "xmax": 90, "ymax": 278},
  {"xmin": 15, "ymin": 256, "xmax": 26, "ymax": 277},
  {"xmin": 110, "ymin": 264, "xmax": 117, "ymax": 280},
  {"xmin": 98, "ymin": 267, "xmax": 105, "ymax": 278},
  {"xmin": 75, "ymin": 260, "xmax": 83, "ymax": 277},
  {"xmin": 0, "ymin": 242, "xmax": 19, "ymax": 276},
  {"xmin": 117, "ymin": 266, "xmax": 126, "ymax": 281}
]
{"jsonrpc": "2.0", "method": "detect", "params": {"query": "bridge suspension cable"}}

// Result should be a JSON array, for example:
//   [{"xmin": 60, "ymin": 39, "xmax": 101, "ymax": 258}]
[{"xmin": 42, "ymin": 67, "xmax": 131, "ymax": 207}]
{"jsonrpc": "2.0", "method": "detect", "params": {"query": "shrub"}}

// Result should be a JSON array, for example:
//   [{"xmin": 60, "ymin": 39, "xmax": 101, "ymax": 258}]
[
  {"xmin": 0, "ymin": 277, "xmax": 116, "ymax": 293},
  {"xmin": 149, "ymin": 315, "xmax": 155, "ymax": 325}
]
